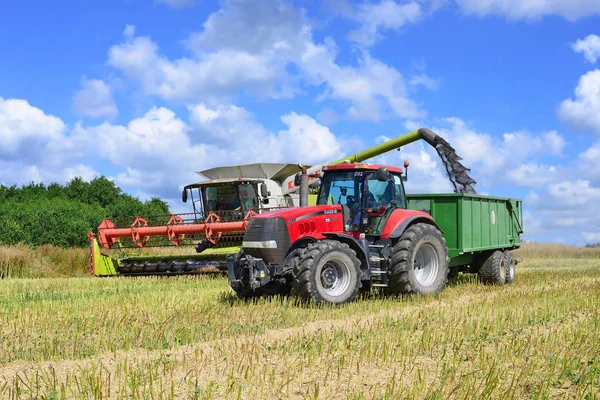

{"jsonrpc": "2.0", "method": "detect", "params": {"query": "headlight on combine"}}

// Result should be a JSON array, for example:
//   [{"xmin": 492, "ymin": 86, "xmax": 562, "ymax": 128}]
[{"xmin": 242, "ymin": 240, "xmax": 278, "ymax": 249}]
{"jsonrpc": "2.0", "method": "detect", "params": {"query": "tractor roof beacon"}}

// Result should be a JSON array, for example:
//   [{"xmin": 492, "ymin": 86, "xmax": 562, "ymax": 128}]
[{"xmin": 228, "ymin": 162, "xmax": 523, "ymax": 304}]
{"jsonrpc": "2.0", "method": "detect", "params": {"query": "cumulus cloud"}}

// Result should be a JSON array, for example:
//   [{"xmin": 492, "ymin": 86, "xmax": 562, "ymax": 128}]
[
  {"xmin": 107, "ymin": 0, "xmax": 424, "ymax": 120},
  {"xmin": 572, "ymin": 34, "xmax": 600, "ymax": 64},
  {"xmin": 0, "ymin": 97, "xmax": 96, "ymax": 185},
  {"xmin": 76, "ymin": 102, "xmax": 345, "ymax": 199},
  {"xmin": 72, "ymin": 78, "xmax": 118, "ymax": 119},
  {"xmin": 0, "ymin": 97, "xmax": 65, "ymax": 156},
  {"xmin": 557, "ymin": 69, "xmax": 600, "ymax": 136},
  {"xmin": 424, "ymin": 118, "xmax": 565, "ymax": 189},
  {"xmin": 455, "ymin": 0, "xmax": 600, "ymax": 21}
]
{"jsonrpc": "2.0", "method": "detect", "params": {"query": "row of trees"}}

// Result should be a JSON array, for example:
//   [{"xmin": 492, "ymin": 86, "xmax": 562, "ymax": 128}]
[{"xmin": 0, "ymin": 177, "xmax": 170, "ymax": 247}]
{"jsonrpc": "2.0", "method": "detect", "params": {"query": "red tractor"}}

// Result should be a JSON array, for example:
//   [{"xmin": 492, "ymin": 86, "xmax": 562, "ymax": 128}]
[{"xmin": 228, "ymin": 162, "xmax": 449, "ymax": 304}]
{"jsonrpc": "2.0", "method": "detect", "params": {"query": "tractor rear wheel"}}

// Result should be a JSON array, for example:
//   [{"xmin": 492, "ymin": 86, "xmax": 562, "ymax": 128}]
[
  {"xmin": 293, "ymin": 240, "xmax": 361, "ymax": 304},
  {"xmin": 503, "ymin": 251, "xmax": 516, "ymax": 284},
  {"xmin": 386, "ymin": 223, "xmax": 449, "ymax": 295},
  {"xmin": 478, "ymin": 250, "xmax": 506, "ymax": 284}
]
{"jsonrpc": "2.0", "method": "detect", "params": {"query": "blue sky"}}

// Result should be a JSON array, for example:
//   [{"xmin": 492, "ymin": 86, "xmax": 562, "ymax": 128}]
[{"xmin": 2, "ymin": 0, "xmax": 600, "ymax": 245}]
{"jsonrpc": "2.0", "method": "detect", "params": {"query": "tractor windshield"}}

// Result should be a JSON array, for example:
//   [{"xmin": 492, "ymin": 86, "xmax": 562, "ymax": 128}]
[{"xmin": 318, "ymin": 169, "xmax": 406, "ymax": 232}]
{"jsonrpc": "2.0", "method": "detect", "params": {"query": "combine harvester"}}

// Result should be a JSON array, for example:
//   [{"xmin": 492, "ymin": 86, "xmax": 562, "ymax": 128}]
[
  {"xmin": 228, "ymin": 132, "xmax": 524, "ymax": 303},
  {"xmin": 88, "ymin": 128, "xmax": 480, "ymax": 276}
]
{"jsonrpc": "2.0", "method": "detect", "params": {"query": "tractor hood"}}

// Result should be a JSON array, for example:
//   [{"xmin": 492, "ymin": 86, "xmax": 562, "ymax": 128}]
[{"xmin": 253, "ymin": 204, "xmax": 343, "ymax": 222}]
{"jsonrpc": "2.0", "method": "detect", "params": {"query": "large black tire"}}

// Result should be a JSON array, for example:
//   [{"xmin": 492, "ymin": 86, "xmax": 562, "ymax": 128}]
[
  {"xmin": 293, "ymin": 240, "xmax": 361, "ymax": 304},
  {"xmin": 478, "ymin": 250, "xmax": 506, "ymax": 285},
  {"xmin": 503, "ymin": 251, "xmax": 516, "ymax": 284},
  {"xmin": 386, "ymin": 223, "xmax": 449, "ymax": 295}
]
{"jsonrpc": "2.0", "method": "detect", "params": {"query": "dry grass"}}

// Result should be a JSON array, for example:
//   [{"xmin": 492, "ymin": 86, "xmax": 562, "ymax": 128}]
[
  {"xmin": 0, "ymin": 245, "xmax": 90, "ymax": 278},
  {"xmin": 0, "ymin": 242, "xmax": 598, "ymax": 398},
  {"xmin": 0, "ymin": 265, "xmax": 599, "ymax": 398},
  {"xmin": 515, "ymin": 242, "xmax": 600, "ymax": 260}
]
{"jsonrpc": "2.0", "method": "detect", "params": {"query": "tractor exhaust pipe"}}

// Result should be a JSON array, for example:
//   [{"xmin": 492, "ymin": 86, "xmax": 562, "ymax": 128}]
[{"xmin": 298, "ymin": 164, "xmax": 309, "ymax": 207}]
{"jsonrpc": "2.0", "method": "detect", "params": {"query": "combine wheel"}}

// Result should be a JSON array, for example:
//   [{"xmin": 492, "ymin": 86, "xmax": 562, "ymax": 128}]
[
  {"xmin": 478, "ymin": 251, "xmax": 506, "ymax": 285},
  {"xmin": 386, "ymin": 223, "xmax": 449, "ymax": 295},
  {"xmin": 293, "ymin": 240, "xmax": 361, "ymax": 304},
  {"xmin": 503, "ymin": 251, "xmax": 516, "ymax": 284}
]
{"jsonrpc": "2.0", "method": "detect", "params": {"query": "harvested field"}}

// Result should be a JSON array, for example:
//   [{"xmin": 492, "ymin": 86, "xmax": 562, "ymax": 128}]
[{"xmin": 0, "ymin": 243, "xmax": 598, "ymax": 399}]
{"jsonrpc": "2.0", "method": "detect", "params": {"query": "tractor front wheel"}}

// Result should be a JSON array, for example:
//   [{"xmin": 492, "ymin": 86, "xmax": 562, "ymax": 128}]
[
  {"xmin": 293, "ymin": 240, "xmax": 361, "ymax": 304},
  {"xmin": 386, "ymin": 223, "xmax": 449, "ymax": 295}
]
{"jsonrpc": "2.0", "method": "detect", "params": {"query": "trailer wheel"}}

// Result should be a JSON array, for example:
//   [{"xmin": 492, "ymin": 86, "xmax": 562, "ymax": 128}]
[
  {"xmin": 478, "ymin": 251, "xmax": 506, "ymax": 285},
  {"xmin": 293, "ymin": 240, "xmax": 361, "ymax": 304},
  {"xmin": 386, "ymin": 223, "xmax": 449, "ymax": 295},
  {"xmin": 504, "ymin": 251, "xmax": 516, "ymax": 284}
]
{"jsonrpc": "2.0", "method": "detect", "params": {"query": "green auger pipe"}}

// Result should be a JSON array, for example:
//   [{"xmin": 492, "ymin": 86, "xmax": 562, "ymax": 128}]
[{"xmin": 330, "ymin": 128, "xmax": 437, "ymax": 165}]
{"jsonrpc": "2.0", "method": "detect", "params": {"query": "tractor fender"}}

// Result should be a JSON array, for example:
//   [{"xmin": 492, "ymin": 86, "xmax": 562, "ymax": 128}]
[
  {"xmin": 387, "ymin": 215, "xmax": 443, "ymax": 239},
  {"xmin": 322, "ymin": 233, "xmax": 369, "ymax": 270}
]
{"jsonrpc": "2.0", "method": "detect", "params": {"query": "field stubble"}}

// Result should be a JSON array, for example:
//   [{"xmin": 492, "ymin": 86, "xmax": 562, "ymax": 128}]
[{"xmin": 0, "ymin": 243, "xmax": 598, "ymax": 399}]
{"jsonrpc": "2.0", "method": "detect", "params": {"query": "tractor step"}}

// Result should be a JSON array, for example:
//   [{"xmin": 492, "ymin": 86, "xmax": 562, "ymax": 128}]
[
  {"xmin": 370, "ymin": 270, "xmax": 387, "ymax": 275},
  {"xmin": 372, "ymin": 283, "xmax": 388, "ymax": 287},
  {"xmin": 369, "ymin": 256, "xmax": 385, "ymax": 262}
]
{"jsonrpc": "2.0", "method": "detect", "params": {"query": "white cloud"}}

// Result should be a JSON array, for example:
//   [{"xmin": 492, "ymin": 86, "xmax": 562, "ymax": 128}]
[
  {"xmin": 409, "ymin": 73, "xmax": 440, "ymax": 91},
  {"xmin": 84, "ymin": 107, "xmax": 206, "ymax": 197},
  {"xmin": 455, "ymin": 0, "xmax": 600, "ymax": 21},
  {"xmin": 278, "ymin": 112, "xmax": 342, "ymax": 164},
  {"xmin": 572, "ymin": 34, "xmax": 600, "ymax": 64},
  {"xmin": 0, "ymin": 97, "xmax": 65, "ymax": 156},
  {"xmin": 107, "ymin": 0, "xmax": 424, "ymax": 120},
  {"xmin": 547, "ymin": 180, "xmax": 600, "ymax": 207},
  {"xmin": 0, "ymin": 98, "xmax": 96, "ymax": 185},
  {"xmin": 72, "ymin": 78, "xmax": 118, "ymax": 119},
  {"xmin": 300, "ymin": 43, "xmax": 424, "ymax": 120},
  {"xmin": 107, "ymin": 35, "xmax": 284, "ymax": 102},
  {"xmin": 155, "ymin": 0, "xmax": 195, "ymax": 9},
  {"xmin": 346, "ymin": 1, "xmax": 424, "ymax": 46},
  {"xmin": 78, "ymin": 103, "xmax": 345, "ymax": 199},
  {"xmin": 557, "ymin": 69, "xmax": 600, "ymax": 136},
  {"xmin": 426, "ymin": 118, "xmax": 564, "ymax": 189}
]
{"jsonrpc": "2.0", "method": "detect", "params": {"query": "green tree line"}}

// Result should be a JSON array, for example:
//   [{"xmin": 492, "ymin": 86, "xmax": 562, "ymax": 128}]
[{"xmin": 0, "ymin": 177, "xmax": 170, "ymax": 247}]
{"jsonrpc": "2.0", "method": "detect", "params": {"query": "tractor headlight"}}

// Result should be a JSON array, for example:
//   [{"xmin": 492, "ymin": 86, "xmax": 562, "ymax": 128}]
[{"xmin": 243, "ymin": 240, "xmax": 278, "ymax": 249}]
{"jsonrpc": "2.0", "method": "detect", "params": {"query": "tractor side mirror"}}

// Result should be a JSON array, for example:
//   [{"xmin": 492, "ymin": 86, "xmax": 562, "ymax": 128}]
[
  {"xmin": 182, "ymin": 188, "xmax": 188, "ymax": 203},
  {"xmin": 376, "ymin": 167, "xmax": 390, "ymax": 182},
  {"xmin": 403, "ymin": 160, "xmax": 410, "ymax": 182},
  {"xmin": 260, "ymin": 182, "xmax": 269, "ymax": 198}
]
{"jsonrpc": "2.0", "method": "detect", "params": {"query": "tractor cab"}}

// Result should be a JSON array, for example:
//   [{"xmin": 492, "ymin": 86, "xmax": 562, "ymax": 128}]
[{"xmin": 317, "ymin": 164, "xmax": 407, "ymax": 235}]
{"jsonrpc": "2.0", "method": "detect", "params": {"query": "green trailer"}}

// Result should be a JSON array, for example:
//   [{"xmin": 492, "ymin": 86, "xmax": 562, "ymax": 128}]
[{"xmin": 407, "ymin": 193, "xmax": 523, "ymax": 279}]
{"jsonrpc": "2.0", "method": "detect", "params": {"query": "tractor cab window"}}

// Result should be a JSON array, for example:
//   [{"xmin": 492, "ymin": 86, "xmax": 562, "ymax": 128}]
[
  {"xmin": 366, "ymin": 173, "xmax": 406, "ymax": 210},
  {"xmin": 317, "ymin": 171, "xmax": 362, "ymax": 226}
]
